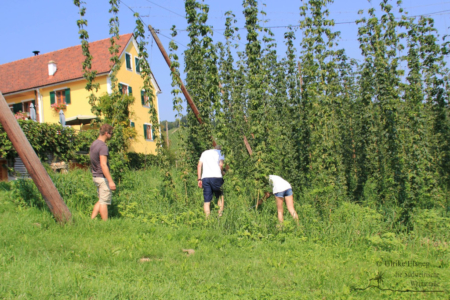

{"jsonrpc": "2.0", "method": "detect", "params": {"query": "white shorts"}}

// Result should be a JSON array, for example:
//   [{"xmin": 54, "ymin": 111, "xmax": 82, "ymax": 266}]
[{"xmin": 93, "ymin": 177, "xmax": 112, "ymax": 205}]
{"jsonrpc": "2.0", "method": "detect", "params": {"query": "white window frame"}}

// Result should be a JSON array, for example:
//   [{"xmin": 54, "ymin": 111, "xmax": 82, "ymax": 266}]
[
  {"xmin": 119, "ymin": 82, "xmax": 129, "ymax": 95},
  {"xmin": 21, "ymin": 98, "xmax": 35, "ymax": 116},
  {"xmin": 135, "ymin": 56, "xmax": 141, "ymax": 74},
  {"xmin": 52, "ymin": 87, "xmax": 70, "ymax": 106},
  {"xmin": 125, "ymin": 52, "xmax": 133, "ymax": 71},
  {"xmin": 141, "ymin": 89, "xmax": 150, "ymax": 108},
  {"xmin": 144, "ymin": 123, "xmax": 153, "ymax": 141}
]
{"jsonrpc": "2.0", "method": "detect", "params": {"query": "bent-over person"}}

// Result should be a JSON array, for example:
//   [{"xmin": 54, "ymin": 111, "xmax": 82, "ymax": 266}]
[{"xmin": 257, "ymin": 175, "xmax": 299, "ymax": 224}]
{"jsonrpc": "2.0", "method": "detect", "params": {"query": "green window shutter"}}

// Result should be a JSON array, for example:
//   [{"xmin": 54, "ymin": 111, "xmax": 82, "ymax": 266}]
[
  {"xmin": 128, "ymin": 86, "xmax": 132, "ymax": 95},
  {"xmin": 65, "ymin": 88, "xmax": 71, "ymax": 104},
  {"xmin": 126, "ymin": 53, "xmax": 131, "ymax": 69},
  {"xmin": 13, "ymin": 103, "xmax": 22, "ymax": 114},
  {"xmin": 143, "ymin": 124, "xmax": 147, "ymax": 140},
  {"xmin": 141, "ymin": 90, "xmax": 145, "ymax": 105},
  {"xmin": 151, "ymin": 125, "xmax": 155, "ymax": 141},
  {"xmin": 118, "ymin": 83, "xmax": 123, "ymax": 94},
  {"xmin": 50, "ymin": 91, "xmax": 55, "ymax": 105},
  {"xmin": 131, "ymin": 121, "xmax": 135, "ymax": 128},
  {"xmin": 135, "ymin": 57, "xmax": 140, "ymax": 73}
]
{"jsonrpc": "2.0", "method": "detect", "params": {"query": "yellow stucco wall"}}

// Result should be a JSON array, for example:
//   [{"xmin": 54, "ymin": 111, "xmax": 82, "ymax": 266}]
[
  {"xmin": 4, "ymin": 91, "xmax": 38, "ymax": 118},
  {"xmin": 4, "ymin": 91, "xmax": 36, "ymax": 105},
  {"xmin": 117, "ymin": 39, "xmax": 160, "ymax": 155},
  {"xmin": 4, "ymin": 36, "xmax": 160, "ymax": 155},
  {"xmin": 39, "ymin": 76, "xmax": 108, "ymax": 126}
]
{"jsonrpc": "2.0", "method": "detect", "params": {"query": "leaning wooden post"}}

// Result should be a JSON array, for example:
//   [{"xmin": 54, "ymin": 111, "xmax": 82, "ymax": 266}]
[
  {"xmin": 0, "ymin": 92, "xmax": 72, "ymax": 223},
  {"xmin": 165, "ymin": 121, "xmax": 169, "ymax": 148},
  {"xmin": 148, "ymin": 24, "xmax": 255, "ymax": 153},
  {"xmin": 148, "ymin": 25, "xmax": 203, "ymax": 125}
]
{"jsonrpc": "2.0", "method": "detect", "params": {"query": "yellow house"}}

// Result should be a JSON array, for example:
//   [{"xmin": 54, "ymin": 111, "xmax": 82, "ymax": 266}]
[{"xmin": 0, "ymin": 33, "xmax": 161, "ymax": 155}]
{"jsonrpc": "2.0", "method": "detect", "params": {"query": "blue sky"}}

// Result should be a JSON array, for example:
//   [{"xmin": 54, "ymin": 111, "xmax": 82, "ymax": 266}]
[{"xmin": 1, "ymin": 0, "xmax": 449, "ymax": 121}]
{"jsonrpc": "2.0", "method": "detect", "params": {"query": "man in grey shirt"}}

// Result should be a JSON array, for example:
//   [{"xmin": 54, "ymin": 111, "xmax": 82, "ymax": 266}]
[{"xmin": 90, "ymin": 124, "xmax": 116, "ymax": 220}]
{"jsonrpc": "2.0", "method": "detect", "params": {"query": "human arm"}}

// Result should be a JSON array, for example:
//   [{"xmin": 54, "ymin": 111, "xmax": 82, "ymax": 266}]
[
  {"xmin": 197, "ymin": 161, "xmax": 203, "ymax": 188},
  {"xmin": 219, "ymin": 160, "xmax": 224, "ymax": 176},
  {"xmin": 100, "ymin": 155, "xmax": 116, "ymax": 191},
  {"xmin": 257, "ymin": 192, "xmax": 272, "ymax": 206}
]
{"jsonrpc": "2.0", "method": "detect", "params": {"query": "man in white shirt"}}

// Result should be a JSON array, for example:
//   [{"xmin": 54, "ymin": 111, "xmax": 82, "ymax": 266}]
[{"xmin": 197, "ymin": 145, "xmax": 225, "ymax": 217}]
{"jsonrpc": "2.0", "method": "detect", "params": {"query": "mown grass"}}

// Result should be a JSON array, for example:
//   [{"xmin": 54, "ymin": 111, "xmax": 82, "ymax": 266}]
[{"xmin": 0, "ymin": 168, "xmax": 449, "ymax": 299}]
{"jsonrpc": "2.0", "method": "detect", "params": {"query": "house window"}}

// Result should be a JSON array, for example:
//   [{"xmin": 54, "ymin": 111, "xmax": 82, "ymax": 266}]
[
  {"xmin": 135, "ymin": 57, "xmax": 140, "ymax": 73},
  {"xmin": 11, "ymin": 103, "xmax": 23, "ymax": 114},
  {"xmin": 125, "ymin": 53, "xmax": 132, "ymax": 71},
  {"xmin": 141, "ymin": 90, "xmax": 150, "ymax": 107},
  {"xmin": 143, "ymin": 124, "xmax": 153, "ymax": 141},
  {"xmin": 119, "ymin": 83, "xmax": 132, "ymax": 95},
  {"xmin": 22, "ymin": 100, "xmax": 35, "ymax": 115},
  {"xmin": 56, "ymin": 90, "xmax": 65, "ymax": 104},
  {"xmin": 50, "ymin": 88, "xmax": 71, "ymax": 105}
]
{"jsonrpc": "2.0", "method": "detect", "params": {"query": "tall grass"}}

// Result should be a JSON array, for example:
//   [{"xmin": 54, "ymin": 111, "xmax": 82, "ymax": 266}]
[
  {"xmin": 1, "ymin": 167, "xmax": 449, "ymax": 298},
  {"xmin": 2, "ymin": 167, "xmax": 449, "ymax": 247},
  {"xmin": 0, "ymin": 185, "xmax": 449, "ymax": 298}
]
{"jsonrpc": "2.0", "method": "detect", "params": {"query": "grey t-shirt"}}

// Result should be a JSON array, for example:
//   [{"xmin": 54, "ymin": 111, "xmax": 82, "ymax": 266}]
[{"xmin": 90, "ymin": 139, "xmax": 109, "ymax": 178}]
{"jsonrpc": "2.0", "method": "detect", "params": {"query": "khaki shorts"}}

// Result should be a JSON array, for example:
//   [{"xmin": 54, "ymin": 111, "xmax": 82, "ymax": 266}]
[{"xmin": 93, "ymin": 177, "xmax": 112, "ymax": 205}]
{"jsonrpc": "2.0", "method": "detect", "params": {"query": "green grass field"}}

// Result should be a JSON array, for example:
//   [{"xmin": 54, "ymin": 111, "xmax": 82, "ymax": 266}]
[
  {"xmin": 0, "ymin": 126, "xmax": 448, "ymax": 299},
  {"xmin": 0, "ymin": 164, "xmax": 449, "ymax": 299}
]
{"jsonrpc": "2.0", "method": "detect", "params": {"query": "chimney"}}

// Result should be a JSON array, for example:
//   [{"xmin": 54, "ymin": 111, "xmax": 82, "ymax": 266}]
[
  {"xmin": 48, "ymin": 61, "xmax": 57, "ymax": 76},
  {"xmin": 32, "ymin": 51, "xmax": 40, "ymax": 56}
]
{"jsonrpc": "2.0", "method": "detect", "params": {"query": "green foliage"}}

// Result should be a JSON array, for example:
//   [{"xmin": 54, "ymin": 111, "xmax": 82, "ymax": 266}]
[
  {"xmin": 411, "ymin": 209, "xmax": 450, "ymax": 237},
  {"xmin": 1, "ymin": 162, "xmax": 450, "ymax": 298},
  {"xmin": 367, "ymin": 232, "xmax": 404, "ymax": 251},
  {"xmin": 161, "ymin": 0, "xmax": 450, "ymax": 228},
  {"xmin": 73, "ymin": 0, "xmax": 100, "ymax": 113},
  {"xmin": 0, "ymin": 120, "xmax": 77, "ymax": 162},
  {"xmin": 182, "ymin": 0, "xmax": 220, "ymax": 170},
  {"xmin": 1, "ymin": 193, "xmax": 448, "ymax": 299},
  {"xmin": 127, "ymin": 152, "xmax": 160, "ymax": 170},
  {"xmin": 96, "ymin": 92, "xmax": 136, "ymax": 179},
  {"xmin": 133, "ymin": 11, "xmax": 160, "ymax": 146}
]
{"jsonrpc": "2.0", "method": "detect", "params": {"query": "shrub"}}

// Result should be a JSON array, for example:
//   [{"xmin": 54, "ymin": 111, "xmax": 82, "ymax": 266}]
[
  {"xmin": 127, "ymin": 152, "xmax": 160, "ymax": 170},
  {"xmin": 0, "ymin": 120, "xmax": 77, "ymax": 162}
]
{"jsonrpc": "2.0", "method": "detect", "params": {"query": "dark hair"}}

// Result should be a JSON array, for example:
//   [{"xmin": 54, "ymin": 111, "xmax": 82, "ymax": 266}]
[{"xmin": 99, "ymin": 124, "xmax": 114, "ymax": 136}]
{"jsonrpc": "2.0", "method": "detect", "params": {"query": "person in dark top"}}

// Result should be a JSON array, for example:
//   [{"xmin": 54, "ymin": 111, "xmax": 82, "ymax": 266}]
[{"xmin": 90, "ymin": 124, "xmax": 115, "ymax": 220}]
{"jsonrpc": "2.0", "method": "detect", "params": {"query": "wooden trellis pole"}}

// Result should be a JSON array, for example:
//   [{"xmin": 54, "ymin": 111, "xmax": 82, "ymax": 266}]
[
  {"xmin": 148, "ymin": 25, "xmax": 203, "ymax": 125},
  {"xmin": 148, "ymin": 24, "xmax": 254, "ymax": 155},
  {"xmin": 0, "ymin": 92, "xmax": 72, "ymax": 223},
  {"xmin": 166, "ymin": 121, "xmax": 169, "ymax": 148}
]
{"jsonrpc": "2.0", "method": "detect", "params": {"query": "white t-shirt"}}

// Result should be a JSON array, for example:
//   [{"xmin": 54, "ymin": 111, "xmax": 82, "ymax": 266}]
[
  {"xmin": 200, "ymin": 149, "xmax": 224, "ymax": 179},
  {"xmin": 269, "ymin": 175, "xmax": 292, "ymax": 194}
]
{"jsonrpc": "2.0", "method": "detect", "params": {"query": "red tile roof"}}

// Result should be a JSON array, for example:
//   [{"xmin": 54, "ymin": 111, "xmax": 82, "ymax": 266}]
[{"xmin": 0, "ymin": 33, "xmax": 133, "ymax": 95}]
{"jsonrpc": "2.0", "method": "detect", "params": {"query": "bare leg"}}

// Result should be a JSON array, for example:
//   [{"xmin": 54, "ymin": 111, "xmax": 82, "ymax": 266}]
[
  {"xmin": 91, "ymin": 201, "xmax": 101, "ymax": 219},
  {"xmin": 275, "ymin": 196, "xmax": 284, "ymax": 223},
  {"xmin": 203, "ymin": 202, "xmax": 211, "ymax": 218},
  {"xmin": 99, "ymin": 204, "xmax": 108, "ymax": 221},
  {"xmin": 284, "ymin": 195, "xmax": 299, "ymax": 224},
  {"xmin": 218, "ymin": 195, "xmax": 224, "ymax": 216}
]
